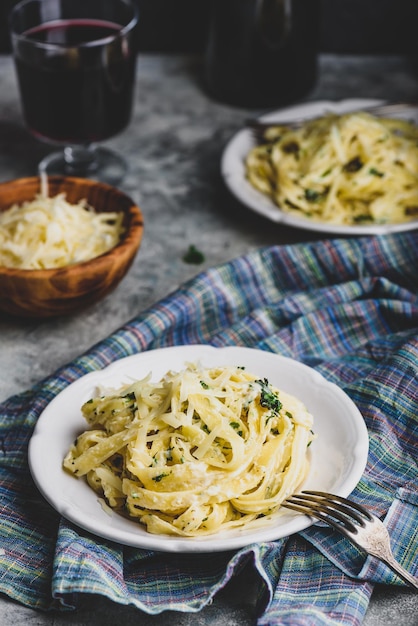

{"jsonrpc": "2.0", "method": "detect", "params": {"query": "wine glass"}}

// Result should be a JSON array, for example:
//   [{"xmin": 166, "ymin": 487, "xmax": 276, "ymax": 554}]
[{"xmin": 9, "ymin": 0, "xmax": 138, "ymax": 185}]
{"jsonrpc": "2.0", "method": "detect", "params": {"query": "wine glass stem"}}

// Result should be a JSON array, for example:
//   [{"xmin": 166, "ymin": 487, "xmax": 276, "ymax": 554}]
[
  {"xmin": 63, "ymin": 146, "xmax": 98, "ymax": 174},
  {"xmin": 38, "ymin": 145, "xmax": 128, "ymax": 185}
]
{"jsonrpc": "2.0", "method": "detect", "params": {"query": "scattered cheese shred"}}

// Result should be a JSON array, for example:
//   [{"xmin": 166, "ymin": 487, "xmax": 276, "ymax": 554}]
[{"xmin": 0, "ymin": 193, "xmax": 124, "ymax": 270}]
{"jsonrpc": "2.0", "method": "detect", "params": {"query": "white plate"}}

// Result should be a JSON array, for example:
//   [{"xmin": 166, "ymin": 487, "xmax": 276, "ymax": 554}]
[
  {"xmin": 29, "ymin": 345, "xmax": 369, "ymax": 553},
  {"xmin": 222, "ymin": 98, "xmax": 418, "ymax": 235}
]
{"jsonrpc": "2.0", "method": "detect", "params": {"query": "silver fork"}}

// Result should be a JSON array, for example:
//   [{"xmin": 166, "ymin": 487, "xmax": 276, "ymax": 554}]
[
  {"xmin": 246, "ymin": 101, "xmax": 418, "ymax": 144},
  {"xmin": 282, "ymin": 490, "xmax": 418, "ymax": 590}
]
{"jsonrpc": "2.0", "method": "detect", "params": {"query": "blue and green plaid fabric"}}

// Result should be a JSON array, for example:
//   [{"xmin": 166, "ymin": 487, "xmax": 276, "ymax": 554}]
[{"xmin": 0, "ymin": 232, "xmax": 417, "ymax": 625}]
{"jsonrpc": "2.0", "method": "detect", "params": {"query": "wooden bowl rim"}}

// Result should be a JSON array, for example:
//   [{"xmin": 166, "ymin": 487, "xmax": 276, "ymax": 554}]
[{"xmin": 0, "ymin": 176, "xmax": 144, "ymax": 277}]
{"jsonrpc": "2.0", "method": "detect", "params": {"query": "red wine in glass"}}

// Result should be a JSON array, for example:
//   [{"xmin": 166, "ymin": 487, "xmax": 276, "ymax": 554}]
[
  {"xmin": 10, "ymin": 0, "xmax": 138, "ymax": 184},
  {"xmin": 16, "ymin": 19, "xmax": 136, "ymax": 145}
]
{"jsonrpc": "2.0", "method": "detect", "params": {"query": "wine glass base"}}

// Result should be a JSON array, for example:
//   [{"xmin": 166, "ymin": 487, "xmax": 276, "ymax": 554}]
[{"xmin": 38, "ymin": 145, "xmax": 128, "ymax": 186}]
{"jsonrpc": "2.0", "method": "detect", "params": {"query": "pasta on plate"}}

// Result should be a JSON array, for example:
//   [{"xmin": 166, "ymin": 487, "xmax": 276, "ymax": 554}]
[
  {"xmin": 245, "ymin": 111, "xmax": 418, "ymax": 226},
  {"xmin": 63, "ymin": 363, "xmax": 315, "ymax": 537}
]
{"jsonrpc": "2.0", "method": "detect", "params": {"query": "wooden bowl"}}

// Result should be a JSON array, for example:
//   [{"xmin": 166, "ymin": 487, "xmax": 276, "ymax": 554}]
[{"xmin": 0, "ymin": 176, "xmax": 144, "ymax": 318}]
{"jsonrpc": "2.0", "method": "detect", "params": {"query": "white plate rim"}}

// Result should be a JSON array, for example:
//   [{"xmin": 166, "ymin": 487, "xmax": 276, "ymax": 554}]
[
  {"xmin": 221, "ymin": 98, "xmax": 418, "ymax": 235},
  {"xmin": 28, "ymin": 345, "xmax": 369, "ymax": 553}
]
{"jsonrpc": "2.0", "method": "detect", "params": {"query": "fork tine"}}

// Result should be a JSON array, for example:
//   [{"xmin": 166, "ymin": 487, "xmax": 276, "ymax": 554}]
[
  {"xmin": 283, "ymin": 490, "xmax": 375, "ymax": 536},
  {"xmin": 245, "ymin": 120, "xmax": 276, "ymax": 144},
  {"xmin": 282, "ymin": 498, "xmax": 354, "ymax": 534},
  {"xmin": 284, "ymin": 494, "xmax": 359, "ymax": 534},
  {"xmin": 302, "ymin": 490, "xmax": 373, "ymax": 521},
  {"xmin": 299, "ymin": 491, "xmax": 373, "ymax": 527}
]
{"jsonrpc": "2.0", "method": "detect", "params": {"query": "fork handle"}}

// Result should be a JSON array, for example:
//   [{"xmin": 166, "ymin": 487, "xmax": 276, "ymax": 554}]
[
  {"xmin": 381, "ymin": 554, "xmax": 418, "ymax": 590},
  {"xmin": 245, "ymin": 101, "xmax": 418, "ymax": 133}
]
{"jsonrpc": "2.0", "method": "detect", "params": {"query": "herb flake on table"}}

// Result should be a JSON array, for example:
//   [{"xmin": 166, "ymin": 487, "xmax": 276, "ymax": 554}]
[{"xmin": 183, "ymin": 244, "xmax": 205, "ymax": 264}]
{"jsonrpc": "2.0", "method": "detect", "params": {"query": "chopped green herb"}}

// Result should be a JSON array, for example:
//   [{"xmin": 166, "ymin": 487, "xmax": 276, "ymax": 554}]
[
  {"xmin": 282, "ymin": 141, "xmax": 299, "ymax": 154},
  {"xmin": 405, "ymin": 206, "xmax": 418, "ymax": 216},
  {"xmin": 200, "ymin": 380, "xmax": 209, "ymax": 389},
  {"xmin": 111, "ymin": 455, "xmax": 123, "ymax": 470},
  {"xmin": 304, "ymin": 188, "xmax": 322, "ymax": 202},
  {"xmin": 343, "ymin": 156, "xmax": 363, "ymax": 173},
  {"xmin": 152, "ymin": 472, "xmax": 170, "ymax": 482},
  {"xmin": 123, "ymin": 392, "xmax": 136, "ymax": 401},
  {"xmin": 353, "ymin": 215, "xmax": 372, "ymax": 223},
  {"xmin": 369, "ymin": 167, "xmax": 384, "ymax": 177},
  {"xmin": 304, "ymin": 187, "xmax": 329, "ymax": 203},
  {"xmin": 183, "ymin": 244, "xmax": 205, "ymax": 265},
  {"xmin": 229, "ymin": 422, "xmax": 243, "ymax": 436},
  {"xmin": 256, "ymin": 378, "xmax": 282, "ymax": 414},
  {"xmin": 307, "ymin": 429, "xmax": 315, "ymax": 446}
]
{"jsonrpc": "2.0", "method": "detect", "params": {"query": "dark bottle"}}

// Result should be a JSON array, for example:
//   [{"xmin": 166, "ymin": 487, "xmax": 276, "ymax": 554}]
[{"xmin": 204, "ymin": 0, "xmax": 321, "ymax": 108}]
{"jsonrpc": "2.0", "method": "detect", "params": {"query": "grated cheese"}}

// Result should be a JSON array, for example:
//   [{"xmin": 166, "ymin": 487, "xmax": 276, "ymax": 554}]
[{"xmin": 0, "ymin": 192, "xmax": 124, "ymax": 270}]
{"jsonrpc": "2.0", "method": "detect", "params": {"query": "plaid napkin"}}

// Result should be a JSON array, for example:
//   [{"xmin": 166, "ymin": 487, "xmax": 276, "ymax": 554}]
[{"xmin": 0, "ymin": 232, "xmax": 417, "ymax": 625}]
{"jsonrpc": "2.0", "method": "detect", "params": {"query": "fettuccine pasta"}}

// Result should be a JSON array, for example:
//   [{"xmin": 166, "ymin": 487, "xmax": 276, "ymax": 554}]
[
  {"xmin": 245, "ymin": 111, "xmax": 418, "ymax": 226},
  {"xmin": 63, "ymin": 363, "xmax": 315, "ymax": 536}
]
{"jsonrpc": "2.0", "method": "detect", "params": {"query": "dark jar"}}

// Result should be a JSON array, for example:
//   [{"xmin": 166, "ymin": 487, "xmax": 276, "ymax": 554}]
[{"xmin": 204, "ymin": 0, "xmax": 321, "ymax": 108}]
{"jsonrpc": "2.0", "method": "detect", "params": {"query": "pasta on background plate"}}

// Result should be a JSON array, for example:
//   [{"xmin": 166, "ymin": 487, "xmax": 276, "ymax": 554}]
[
  {"xmin": 245, "ymin": 111, "xmax": 418, "ymax": 226},
  {"xmin": 64, "ymin": 363, "xmax": 315, "ymax": 537}
]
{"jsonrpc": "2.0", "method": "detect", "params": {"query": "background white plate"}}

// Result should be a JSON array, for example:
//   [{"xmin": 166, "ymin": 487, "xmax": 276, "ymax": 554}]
[
  {"xmin": 222, "ymin": 98, "xmax": 418, "ymax": 235},
  {"xmin": 29, "ymin": 345, "xmax": 369, "ymax": 552}
]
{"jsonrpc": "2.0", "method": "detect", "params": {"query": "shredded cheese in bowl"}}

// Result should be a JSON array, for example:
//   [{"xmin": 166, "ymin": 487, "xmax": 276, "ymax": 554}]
[{"xmin": 0, "ymin": 193, "xmax": 124, "ymax": 270}]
